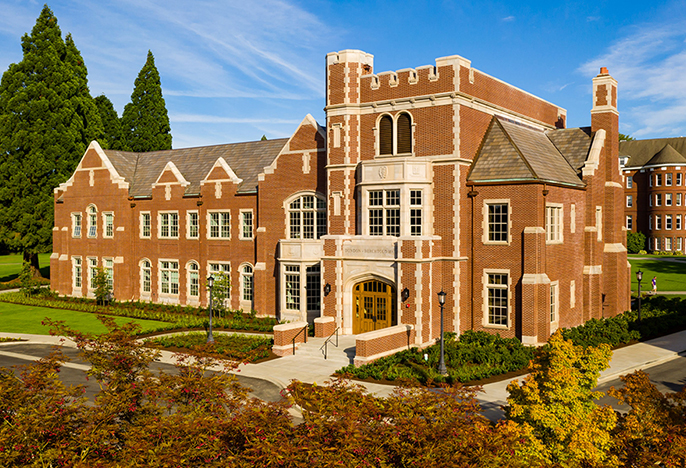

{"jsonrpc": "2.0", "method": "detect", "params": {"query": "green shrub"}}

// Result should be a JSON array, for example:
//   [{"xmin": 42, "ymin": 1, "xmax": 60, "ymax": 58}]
[
  {"xmin": 145, "ymin": 332, "xmax": 273, "ymax": 362},
  {"xmin": 626, "ymin": 231, "xmax": 646, "ymax": 254}
]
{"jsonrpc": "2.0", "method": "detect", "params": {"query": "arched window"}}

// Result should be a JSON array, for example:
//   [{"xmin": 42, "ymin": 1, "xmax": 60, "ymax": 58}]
[
  {"xmin": 140, "ymin": 259, "xmax": 152, "ymax": 295},
  {"xmin": 187, "ymin": 261, "xmax": 200, "ymax": 298},
  {"xmin": 379, "ymin": 115, "xmax": 393, "ymax": 155},
  {"xmin": 397, "ymin": 113, "xmax": 412, "ymax": 154},
  {"xmin": 241, "ymin": 264, "xmax": 253, "ymax": 302},
  {"xmin": 87, "ymin": 205, "xmax": 98, "ymax": 238},
  {"xmin": 288, "ymin": 194, "xmax": 326, "ymax": 239}
]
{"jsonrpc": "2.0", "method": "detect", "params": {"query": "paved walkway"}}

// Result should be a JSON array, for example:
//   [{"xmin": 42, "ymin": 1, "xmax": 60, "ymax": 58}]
[{"xmin": 2, "ymin": 329, "xmax": 685, "ymax": 419}]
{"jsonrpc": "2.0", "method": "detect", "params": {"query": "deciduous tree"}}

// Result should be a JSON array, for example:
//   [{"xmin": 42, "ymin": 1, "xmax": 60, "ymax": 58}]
[
  {"xmin": 120, "ymin": 51, "xmax": 172, "ymax": 152},
  {"xmin": 0, "ymin": 5, "xmax": 102, "ymax": 274}
]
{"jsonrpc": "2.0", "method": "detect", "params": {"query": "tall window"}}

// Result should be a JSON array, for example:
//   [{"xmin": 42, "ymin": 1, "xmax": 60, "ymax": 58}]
[
  {"xmin": 285, "ymin": 265, "xmax": 300, "ymax": 310},
  {"xmin": 159, "ymin": 212, "xmax": 179, "ymax": 238},
  {"xmin": 188, "ymin": 262, "xmax": 200, "ymax": 298},
  {"xmin": 72, "ymin": 257, "xmax": 82, "ymax": 289},
  {"xmin": 209, "ymin": 263, "xmax": 231, "ymax": 299},
  {"xmin": 486, "ymin": 203, "xmax": 508, "ymax": 242},
  {"xmin": 546, "ymin": 205, "xmax": 563, "ymax": 243},
  {"xmin": 666, "ymin": 237, "xmax": 673, "ymax": 251},
  {"xmin": 87, "ymin": 206, "xmax": 97, "ymax": 238},
  {"xmin": 209, "ymin": 212, "xmax": 230, "ymax": 239},
  {"xmin": 72, "ymin": 213, "xmax": 82, "ymax": 238},
  {"xmin": 288, "ymin": 195, "xmax": 326, "ymax": 239},
  {"xmin": 141, "ymin": 213, "xmax": 151, "ymax": 238},
  {"xmin": 160, "ymin": 261, "xmax": 179, "ymax": 295},
  {"xmin": 187, "ymin": 211, "xmax": 199, "ymax": 239},
  {"xmin": 396, "ymin": 113, "xmax": 412, "ymax": 154},
  {"xmin": 410, "ymin": 190, "xmax": 423, "ymax": 236},
  {"xmin": 667, "ymin": 173, "xmax": 673, "ymax": 186},
  {"xmin": 369, "ymin": 189, "xmax": 400, "ymax": 236},
  {"xmin": 656, "ymin": 215, "xmax": 662, "ymax": 230},
  {"xmin": 486, "ymin": 272, "xmax": 508, "ymax": 326},
  {"xmin": 666, "ymin": 194, "xmax": 673, "ymax": 206},
  {"xmin": 656, "ymin": 194, "xmax": 662, "ymax": 206},
  {"xmin": 104, "ymin": 213, "xmax": 114, "ymax": 238},
  {"xmin": 655, "ymin": 237, "xmax": 661, "ymax": 250},
  {"xmin": 378, "ymin": 113, "xmax": 412, "ymax": 155},
  {"xmin": 678, "ymin": 215, "xmax": 682, "ymax": 230},
  {"xmin": 88, "ymin": 258, "xmax": 98, "ymax": 289},
  {"xmin": 240, "ymin": 211, "xmax": 253, "ymax": 239},
  {"xmin": 626, "ymin": 215, "xmax": 633, "ymax": 230},
  {"xmin": 678, "ymin": 193, "xmax": 683, "ymax": 206},
  {"xmin": 678, "ymin": 173, "xmax": 683, "ymax": 186},
  {"xmin": 141, "ymin": 260, "xmax": 152, "ymax": 294},
  {"xmin": 626, "ymin": 176, "xmax": 633, "ymax": 189},
  {"xmin": 656, "ymin": 174, "xmax": 662, "ymax": 186},
  {"xmin": 241, "ymin": 264, "xmax": 253, "ymax": 302},
  {"xmin": 626, "ymin": 195, "xmax": 633, "ymax": 208},
  {"xmin": 103, "ymin": 258, "xmax": 113, "ymax": 290},
  {"xmin": 379, "ymin": 115, "xmax": 394, "ymax": 155},
  {"xmin": 306, "ymin": 264, "xmax": 321, "ymax": 313},
  {"xmin": 666, "ymin": 215, "xmax": 673, "ymax": 230},
  {"xmin": 550, "ymin": 282, "xmax": 558, "ymax": 322},
  {"xmin": 679, "ymin": 237, "xmax": 683, "ymax": 251}
]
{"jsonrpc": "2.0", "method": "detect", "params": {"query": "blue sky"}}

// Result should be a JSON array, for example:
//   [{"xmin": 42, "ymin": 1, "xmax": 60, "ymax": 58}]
[{"xmin": 2, "ymin": 0, "xmax": 686, "ymax": 148}]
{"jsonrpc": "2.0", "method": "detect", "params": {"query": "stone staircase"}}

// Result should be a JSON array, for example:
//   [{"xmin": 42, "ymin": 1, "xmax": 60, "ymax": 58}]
[{"xmin": 291, "ymin": 334, "xmax": 357, "ymax": 366}]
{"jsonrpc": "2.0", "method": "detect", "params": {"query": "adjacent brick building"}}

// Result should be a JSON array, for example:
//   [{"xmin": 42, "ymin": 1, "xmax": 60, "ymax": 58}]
[{"xmin": 52, "ymin": 50, "xmax": 630, "ymax": 360}]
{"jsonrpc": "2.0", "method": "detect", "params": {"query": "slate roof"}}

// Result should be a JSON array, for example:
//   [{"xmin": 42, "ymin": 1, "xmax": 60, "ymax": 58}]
[
  {"xmin": 547, "ymin": 127, "xmax": 594, "ymax": 171},
  {"xmin": 620, "ymin": 138, "xmax": 686, "ymax": 168},
  {"xmin": 468, "ymin": 118, "xmax": 587, "ymax": 187},
  {"xmin": 103, "ymin": 139, "xmax": 289, "ymax": 197}
]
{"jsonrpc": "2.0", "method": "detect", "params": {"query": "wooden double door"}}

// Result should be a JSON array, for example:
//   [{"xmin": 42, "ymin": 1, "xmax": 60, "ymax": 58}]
[{"xmin": 352, "ymin": 280, "xmax": 396, "ymax": 334}]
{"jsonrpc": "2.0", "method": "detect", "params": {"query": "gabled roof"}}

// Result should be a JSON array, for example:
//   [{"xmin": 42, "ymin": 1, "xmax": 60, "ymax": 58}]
[
  {"xmin": 104, "ymin": 138, "xmax": 289, "ymax": 197},
  {"xmin": 620, "ymin": 137, "xmax": 686, "ymax": 168},
  {"xmin": 547, "ymin": 127, "xmax": 594, "ymax": 171},
  {"xmin": 468, "ymin": 118, "xmax": 585, "ymax": 187}
]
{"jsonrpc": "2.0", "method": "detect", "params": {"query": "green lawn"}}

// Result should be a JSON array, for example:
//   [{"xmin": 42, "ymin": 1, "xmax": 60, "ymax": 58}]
[
  {"xmin": 0, "ymin": 252, "xmax": 51, "ymax": 282},
  {"xmin": 628, "ymin": 257, "xmax": 686, "ymax": 292},
  {"xmin": 0, "ymin": 302, "xmax": 170, "ymax": 335}
]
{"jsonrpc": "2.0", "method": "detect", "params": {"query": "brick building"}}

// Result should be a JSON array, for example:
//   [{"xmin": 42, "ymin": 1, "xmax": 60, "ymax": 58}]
[
  {"xmin": 620, "ymin": 138, "xmax": 686, "ymax": 252},
  {"xmin": 52, "ymin": 50, "xmax": 630, "ymax": 360}
]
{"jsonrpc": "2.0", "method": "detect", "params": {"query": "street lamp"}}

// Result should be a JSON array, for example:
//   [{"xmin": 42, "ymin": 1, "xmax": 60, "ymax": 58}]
[
  {"xmin": 207, "ymin": 275, "xmax": 215, "ymax": 343},
  {"xmin": 636, "ymin": 270, "xmax": 643, "ymax": 322},
  {"xmin": 437, "ymin": 290, "xmax": 447, "ymax": 375}
]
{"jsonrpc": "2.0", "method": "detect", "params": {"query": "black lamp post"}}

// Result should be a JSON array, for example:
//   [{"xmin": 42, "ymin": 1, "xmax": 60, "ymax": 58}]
[
  {"xmin": 437, "ymin": 290, "xmax": 447, "ymax": 375},
  {"xmin": 207, "ymin": 275, "xmax": 215, "ymax": 343},
  {"xmin": 636, "ymin": 270, "xmax": 643, "ymax": 322}
]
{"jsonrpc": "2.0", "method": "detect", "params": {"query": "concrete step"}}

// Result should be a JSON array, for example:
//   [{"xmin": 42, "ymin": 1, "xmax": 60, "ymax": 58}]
[{"xmin": 292, "ymin": 335, "xmax": 357, "ymax": 365}]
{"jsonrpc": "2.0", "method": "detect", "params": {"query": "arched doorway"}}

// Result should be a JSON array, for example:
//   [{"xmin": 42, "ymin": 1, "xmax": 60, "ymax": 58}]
[{"xmin": 352, "ymin": 280, "xmax": 396, "ymax": 334}]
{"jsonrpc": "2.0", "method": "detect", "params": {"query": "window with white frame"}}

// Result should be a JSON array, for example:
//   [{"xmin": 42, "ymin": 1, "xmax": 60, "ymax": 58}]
[
  {"xmin": 187, "ymin": 262, "xmax": 200, "ymax": 298},
  {"xmin": 655, "ymin": 237, "xmax": 661, "ymax": 250},
  {"xmin": 285, "ymin": 265, "xmax": 300, "ymax": 310},
  {"xmin": 209, "ymin": 263, "xmax": 231, "ymax": 299},
  {"xmin": 159, "ymin": 212, "xmax": 179, "ymax": 239},
  {"xmin": 679, "ymin": 193, "xmax": 683, "ymax": 206},
  {"xmin": 103, "ymin": 213, "xmax": 114, "ymax": 238},
  {"xmin": 666, "ymin": 237, "xmax": 673, "ymax": 250},
  {"xmin": 72, "ymin": 257, "xmax": 82, "ymax": 289},
  {"xmin": 160, "ymin": 260, "xmax": 179, "ymax": 295},
  {"xmin": 656, "ymin": 174, "xmax": 662, "ymax": 186},
  {"xmin": 240, "ymin": 211, "xmax": 253, "ymax": 240},
  {"xmin": 626, "ymin": 215, "xmax": 633, "ymax": 230},
  {"xmin": 208, "ymin": 211, "xmax": 231, "ymax": 239},
  {"xmin": 87, "ymin": 205, "xmax": 97, "ymax": 238},
  {"xmin": 486, "ymin": 202, "xmax": 509, "ymax": 243},
  {"xmin": 72, "ymin": 213, "xmax": 82, "ymax": 238},
  {"xmin": 656, "ymin": 215, "xmax": 662, "ymax": 230},
  {"xmin": 626, "ymin": 176, "xmax": 633, "ymax": 189},
  {"xmin": 241, "ymin": 264, "xmax": 253, "ymax": 302},
  {"xmin": 678, "ymin": 173, "xmax": 683, "ymax": 186},
  {"xmin": 410, "ymin": 190, "xmax": 423, "ymax": 236},
  {"xmin": 667, "ymin": 173, "xmax": 673, "ymax": 186},
  {"xmin": 103, "ymin": 258, "xmax": 113, "ymax": 290},
  {"xmin": 649, "ymin": 196, "xmax": 653, "ymax": 207},
  {"xmin": 378, "ymin": 112, "xmax": 413, "ymax": 156},
  {"xmin": 649, "ymin": 216, "xmax": 653, "ymax": 230},
  {"xmin": 141, "ymin": 212, "xmax": 151, "ymax": 238},
  {"xmin": 550, "ymin": 281, "xmax": 559, "ymax": 322},
  {"xmin": 626, "ymin": 195, "xmax": 633, "ymax": 208},
  {"xmin": 486, "ymin": 272, "xmax": 509, "ymax": 326},
  {"xmin": 679, "ymin": 237, "xmax": 683, "ymax": 251},
  {"xmin": 667, "ymin": 215, "xmax": 673, "ymax": 230},
  {"xmin": 187, "ymin": 211, "xmax": 199, "ymax": 239},
  {"xmin": 140, "ymin": 260, "xmax": 152, "ymax": 295},
  {"xmin": 369, "ymin": 189, "xmax": 400, "ymax": 236},
  {"xmin": 288, "ymin": 194, "xmax": 326, "ymax": 239},
  {"xmin": 650, "ymin": 175, "xmax": 653, "ymax": 187},
  {"xmin": 667, "ymin": 194, "xmax": 673, "ymax": 206},
  {"xmin": 546, "ymin": 205, "xmax": 563, "ymax": 243},
  {"xmin": 596, "ymin": 206, "xmax": 603, "ymax": 241},
  {"xmin": 656, "ymin": 194, "xmax": 662, "ymax": 206},
  {"xmin": 570, "ymin": 280, "xmax": 576, "ymax": 308},
  {"xmin": 88, "ymin": 257, "xmax": 98, "ymax": 290},
  {"xmin": 678, "ymin": 215, "xmax": 682, "ymax": 230}
]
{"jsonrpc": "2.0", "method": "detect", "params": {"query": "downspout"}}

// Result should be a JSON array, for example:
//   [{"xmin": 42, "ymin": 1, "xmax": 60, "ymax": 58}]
[{"xmin": 468, "ymin": 185, "xmax": 479, "ymax": 330}]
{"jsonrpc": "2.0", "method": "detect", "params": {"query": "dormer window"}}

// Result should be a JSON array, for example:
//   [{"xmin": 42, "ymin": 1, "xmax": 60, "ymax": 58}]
[{"xmin": 378, "ymin": 112, "xmax": 413, "ymax": 156}]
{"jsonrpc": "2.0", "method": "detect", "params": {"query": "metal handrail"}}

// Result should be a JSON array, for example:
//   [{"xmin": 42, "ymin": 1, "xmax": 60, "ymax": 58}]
[
  {"xmin": 292, "ymin": 324, "xmax": 308, "ymax": 355},
  {"xmin": 320, "ymin": 327, "xmax": 340, "ymax": 360}
]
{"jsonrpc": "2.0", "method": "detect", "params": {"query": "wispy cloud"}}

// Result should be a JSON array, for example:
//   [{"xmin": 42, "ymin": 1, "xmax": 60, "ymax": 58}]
[
  {"xmin": 580, "ymin": 23, "xmax": 686, "ymax": 138},
  {"xmin": 502, "ymin": 15, "xmax": 515, "ymax": 22}
]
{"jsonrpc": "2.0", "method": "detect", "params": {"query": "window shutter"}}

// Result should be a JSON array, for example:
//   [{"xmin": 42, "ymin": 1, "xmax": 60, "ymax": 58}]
[
  {"xmin": 379, "ymin": 116, "xmax": 393, "ymax": 155},
  {"xmin": 397, "ymin": 113, "xmax": 412, "ymax": 154}
]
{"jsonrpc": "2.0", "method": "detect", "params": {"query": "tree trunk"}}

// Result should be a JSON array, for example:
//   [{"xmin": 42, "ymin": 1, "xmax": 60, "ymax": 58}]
[{"xmin": 23, "ymin": 251, "xmax": 42, "ymax": 278}]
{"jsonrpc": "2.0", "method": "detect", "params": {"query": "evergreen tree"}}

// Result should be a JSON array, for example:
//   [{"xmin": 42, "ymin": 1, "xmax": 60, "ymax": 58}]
[
  {"xmin": 94, "ymin": 94, "xmax": 123, "ymax": 150},
  {"xmin": 120, "ymin": 51, "xmax": 172, "ymax": 152},
  {"xmin": 0, "ymin": 5, "xmax": 103, "ymax": 274}
]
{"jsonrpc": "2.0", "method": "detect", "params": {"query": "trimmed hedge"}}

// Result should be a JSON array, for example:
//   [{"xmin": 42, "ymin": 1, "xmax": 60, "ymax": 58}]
[
  {"xmin": 145, "ymin": 332, "xmax": 273, "ymax": 362},
  {"xmin": 0, "ymin": 291, "xmax": 276, "ymax": 333}
]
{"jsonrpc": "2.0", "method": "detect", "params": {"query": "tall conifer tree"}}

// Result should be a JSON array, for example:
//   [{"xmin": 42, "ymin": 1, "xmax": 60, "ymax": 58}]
[
  {"xmin": 94, "ymin": 95, "xmax": 123, "ymax": 150},
  {"xmin": 0, "ymin": 5, "xmax": 103, "ymax": 274},
  {"xmin": 120, "ymin": 51, "xmax": 172, "ymax": 152}
]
